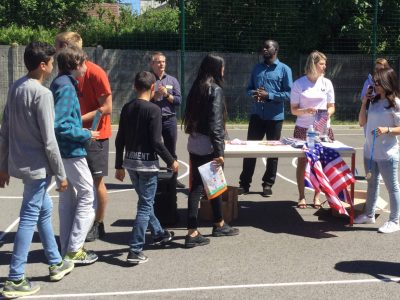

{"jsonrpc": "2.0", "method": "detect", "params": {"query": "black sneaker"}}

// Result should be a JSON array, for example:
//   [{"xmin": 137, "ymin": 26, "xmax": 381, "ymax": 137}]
[
  {"xmin": 126, "ymin": 251, "xmax": 148, "ymax": 264},
  {"xmin": 153, "ymin": 230, "xmax": 175, "ymax": 246},
  {"xmin": 238, "ymin": 186, "xmax": 249, "ymax": 195},
  {"xmin": 176, "ymin": 180, "xmax": 186, "ymax": 188},
  {"xmin": 262, "ymin": 185, "xmax": 272, "ymax": 197},
  {"xmin": 2, "ymin": 277, "xmax": 40, "ymax": 298},
  {"xmin": 85, "ymin": 221, "xmax": 100, "ymax": 242},
  {"xmin": 212, "ymin": 223, "xmax": 239, "ymax": 237},
  {"xmin": 184, "ymin": 233, "xmax": 210, "ymax": 248}
]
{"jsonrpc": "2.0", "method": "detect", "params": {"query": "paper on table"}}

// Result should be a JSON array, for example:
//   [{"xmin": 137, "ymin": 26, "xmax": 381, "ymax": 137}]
[
  {"xmin": 228, "ymin": 138, "xmax": 247, "ymax": 145},
  {"xmin": 198, "ymin": 161, "xmax": 228, "ymax": 200}
]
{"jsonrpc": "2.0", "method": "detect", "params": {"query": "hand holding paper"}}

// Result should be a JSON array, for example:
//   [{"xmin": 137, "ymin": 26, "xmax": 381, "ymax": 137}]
[{"xmin": 198, "ymin": 161, "xmax": 228, "ymax": 200}]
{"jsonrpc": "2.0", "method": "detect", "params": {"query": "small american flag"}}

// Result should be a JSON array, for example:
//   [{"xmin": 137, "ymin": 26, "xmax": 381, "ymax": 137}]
[
  {"xmin": 304, "ymin": 144, "xmax": 355, "ymax": 215},
  {"xmin": 313, "ymin": 110, "xmax": 328, "ymax": 134}
]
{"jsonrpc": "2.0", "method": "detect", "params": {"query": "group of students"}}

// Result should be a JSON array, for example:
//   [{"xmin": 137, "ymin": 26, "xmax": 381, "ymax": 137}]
[
  {"xmin": 1, "ymin": 36, "xmax": 400, "ymax": 298},
  {"xmin": 0, "ymin": 40, "xmax": 112, "ymax": 298},
  {"xmin": 0, "ymin": 38, "xmax": 239, "ymax": 297}
]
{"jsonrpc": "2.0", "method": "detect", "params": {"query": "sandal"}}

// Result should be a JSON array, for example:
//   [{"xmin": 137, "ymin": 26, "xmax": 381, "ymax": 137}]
[
  {"xmin": 297, "ymin": 199, "xmax": 307, "ymax": 209},
  {"xmin": 312, "ymin": 199, "xmax": 322, "ymax": 209}
]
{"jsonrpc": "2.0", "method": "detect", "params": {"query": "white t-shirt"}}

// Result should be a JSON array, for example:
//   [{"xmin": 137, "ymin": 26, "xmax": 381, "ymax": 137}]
[
  {"xmin": 364, "ymin": 98, "xmax": 400, "ymax": 161},
  {"xmin": 290, "ymin": 75, "xmax": 335, "ymax": 128}
]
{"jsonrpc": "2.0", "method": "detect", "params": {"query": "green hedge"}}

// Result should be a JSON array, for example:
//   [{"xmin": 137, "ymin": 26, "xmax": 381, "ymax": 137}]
[{"xmin": 0, "ymin": 8, "xmax": 180, "ymax": 49}]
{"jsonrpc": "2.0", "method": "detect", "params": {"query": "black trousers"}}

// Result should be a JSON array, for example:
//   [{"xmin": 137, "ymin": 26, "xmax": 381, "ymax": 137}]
[
  {"xmin": 187, "ymin": 152, "xmax": 223, "ymax": 229},
  {"xmin": 162, "ymin": 116, "xmax": 177, "ymax": 159},
  {"xmin": 239, "ymin": 114, "xmax": 283, "ymax": 188}
]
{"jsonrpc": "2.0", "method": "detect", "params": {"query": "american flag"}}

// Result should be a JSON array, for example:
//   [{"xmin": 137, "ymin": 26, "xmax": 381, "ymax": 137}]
[
  {"xmin": 313, "ymin": 110, "xmax": 328, "ymax": 134},
  {"xmin": 304, "ymin": 143, "xmax": 355, "ymax": 215}
]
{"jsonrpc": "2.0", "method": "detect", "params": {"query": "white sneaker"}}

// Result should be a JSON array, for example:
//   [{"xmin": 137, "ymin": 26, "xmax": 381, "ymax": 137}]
[
  {"xmin": 354, "ymin": 213, "xmax": 375, "ymax": 224},
  {"xmin": 378, "ymin": 221, "xmax": 400, "ymax": 233}
]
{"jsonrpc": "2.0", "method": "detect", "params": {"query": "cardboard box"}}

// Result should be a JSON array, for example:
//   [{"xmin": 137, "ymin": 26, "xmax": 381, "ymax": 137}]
[
  {"xmin": 332, "ymin": 189, "xmax": 387, "ymax": 217},
  {"xmin": 199, "ymin": 186, "xmax": 238, "ymax": 223}
]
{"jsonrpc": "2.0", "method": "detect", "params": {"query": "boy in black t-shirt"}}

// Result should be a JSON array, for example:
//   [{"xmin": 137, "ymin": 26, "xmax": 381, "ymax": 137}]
[{"xmin": 115, "ymin": 71, "xmax": 179, "ymax": 264}]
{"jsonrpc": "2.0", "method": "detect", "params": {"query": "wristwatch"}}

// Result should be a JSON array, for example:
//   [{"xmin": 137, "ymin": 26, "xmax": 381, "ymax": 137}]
[{"xmin": 388, "ymin": 127, "xmax": 392, "ymax": 134}]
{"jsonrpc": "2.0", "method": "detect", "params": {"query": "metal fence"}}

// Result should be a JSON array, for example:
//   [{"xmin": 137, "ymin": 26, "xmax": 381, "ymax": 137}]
[{"xmin": 1, "ymin": 0, "xmax": 400, "ymax": 122}]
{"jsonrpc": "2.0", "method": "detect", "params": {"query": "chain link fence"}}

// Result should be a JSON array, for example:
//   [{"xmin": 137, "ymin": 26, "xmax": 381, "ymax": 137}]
[{"xmin": 1, "ymin": 0, "xmax": 400, "ymax": 122}]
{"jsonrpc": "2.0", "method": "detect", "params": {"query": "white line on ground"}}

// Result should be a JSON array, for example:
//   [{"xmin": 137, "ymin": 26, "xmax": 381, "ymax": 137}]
[
  {"xmin": 0, "ymin": 160, "xmax": 190, "ymax": 199},
  {"xmin": 0, "ymin": 182, "xmax": 57, "ymax": 242},
  {"xmin": 15, "ymin": 277, "xmax": 400, "ymax": 299},
  {"xmin": 0, "ymin": 161, "xmax": 189, "ymax": 241}
]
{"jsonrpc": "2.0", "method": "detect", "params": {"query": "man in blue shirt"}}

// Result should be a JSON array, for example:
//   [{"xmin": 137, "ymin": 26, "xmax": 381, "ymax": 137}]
[
  {"xmin": 150, "ymin": 52, "xmax": 185, "ymax": 188},
  {"xmin": 239, "ymin": 40, "xmax": 293, "ymax": 197}
]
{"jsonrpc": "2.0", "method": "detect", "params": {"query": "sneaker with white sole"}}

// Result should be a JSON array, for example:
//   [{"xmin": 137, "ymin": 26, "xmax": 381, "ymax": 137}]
[
  {"xmin": 378, "ymin": 221, "xmax": 400, "ymax": 233},
  {"xmin": 64, "ymin": 248, "xmax": 98, "ymax": 265},
  {"xmin": 353, "ymin": 213, "xmax": 375, "ymax": 224},
  {"xmin": 49, "ymin": 260, "xmax": 74, "ymax": 281},
  {"xmin": 153, "ymin": 230, "xmax": 174, "ymax": 246},
  {"xmin": 1, "ymin": 277, "xmax": 40, "ymax": 299},
  {"xmin": 126, "ymin": 251, "xmax": 148, "ymax": 264}
]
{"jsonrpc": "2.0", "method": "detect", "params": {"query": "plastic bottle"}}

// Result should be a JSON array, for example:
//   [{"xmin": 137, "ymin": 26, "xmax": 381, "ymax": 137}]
[{"xmin": 306, "ymin": 125, "xmax": 316, "ymax": 148}]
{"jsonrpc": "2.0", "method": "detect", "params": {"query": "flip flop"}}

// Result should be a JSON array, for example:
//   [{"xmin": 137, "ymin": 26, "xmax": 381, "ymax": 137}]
[{"xmin": 297, "ymin": 199, "xmax": 307, "ymax": 209}]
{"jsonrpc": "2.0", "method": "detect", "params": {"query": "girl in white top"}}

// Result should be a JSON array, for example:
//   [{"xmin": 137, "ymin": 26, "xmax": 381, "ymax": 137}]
[
  {"xmin": 290, "ymin": 51, "xmax": 336, "ymax": 209},
  {"xmin": 355, "ymin": 68, "xmax": 400, "ymax": 233}
]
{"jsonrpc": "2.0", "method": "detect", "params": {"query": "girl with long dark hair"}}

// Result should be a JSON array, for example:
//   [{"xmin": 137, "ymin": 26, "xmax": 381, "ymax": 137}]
[
  {"xmin": 183, "ymin": 54, "xmax": 239, "ymax": 248},
  {"xmin": 355, "ymin": 68, "xmax": 400, "ymax": 233}
]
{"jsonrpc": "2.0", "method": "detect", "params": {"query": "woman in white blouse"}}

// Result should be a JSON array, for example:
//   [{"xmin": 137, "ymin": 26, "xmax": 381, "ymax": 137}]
[
  {"xmin": 290, "ymin": 51, "xmax": 335, "ymax": 209},
  {"xmin": 355, "ymin": 68, "xmax": 400, "ymax": 233}
]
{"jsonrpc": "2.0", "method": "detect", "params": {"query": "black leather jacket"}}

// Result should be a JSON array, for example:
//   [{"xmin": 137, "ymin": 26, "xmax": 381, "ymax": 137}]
[{"xmin": 196, "ymin": 83, "xmax": 225, "ymax": 158}]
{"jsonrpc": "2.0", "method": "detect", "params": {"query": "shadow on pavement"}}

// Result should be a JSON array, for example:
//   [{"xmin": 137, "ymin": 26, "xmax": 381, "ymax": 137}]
[
  {"xmin": 232, "ymin": 200, "xmax": 378, "ymax": 239},
  {"xmin": 335, "ymin": 260, "xmax": 400, "ymax": 280}
]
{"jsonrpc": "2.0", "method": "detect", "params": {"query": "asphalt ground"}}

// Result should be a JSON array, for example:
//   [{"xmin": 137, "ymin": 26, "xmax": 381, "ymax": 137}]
[{"xmin": 1, "ymin": 125, "xmax": 400, "ymax": 300}]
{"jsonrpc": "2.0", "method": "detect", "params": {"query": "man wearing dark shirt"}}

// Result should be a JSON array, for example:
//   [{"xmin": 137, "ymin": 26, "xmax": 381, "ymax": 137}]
[{"xmin": 150, "ymin": 52, "xmax": 185, "ymax": 188}]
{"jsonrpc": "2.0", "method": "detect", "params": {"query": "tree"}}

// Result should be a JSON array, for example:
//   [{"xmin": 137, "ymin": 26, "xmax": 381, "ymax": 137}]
[
  {"xmin": 0, "ymin": 0, "xmax": 103, "ymax": 28},
  {"xmin": 160, "ymin": 0, "xmax": 400, "ymax": 55}
]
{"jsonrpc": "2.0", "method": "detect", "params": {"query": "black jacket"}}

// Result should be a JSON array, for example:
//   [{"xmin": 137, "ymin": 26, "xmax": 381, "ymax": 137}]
[{"xmin": 195, "ymin": 83, "xmax": 225, "ymax": 158}]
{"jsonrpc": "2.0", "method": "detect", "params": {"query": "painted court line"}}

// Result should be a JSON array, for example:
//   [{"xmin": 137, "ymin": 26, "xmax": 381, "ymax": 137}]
[
  {"xmin": 0, "ymin": 160, "xmax": 190, "ymax": 199},
  {"xmin": 13, "ymin": 277, "xmax": 400, "ymax": 299},
  {"xmin": 0, "ymin": 161, "xmax": 189, "ymax": 241},
  {"xmin": 0, "ymin": 182, "xmax": 56, "ymax": 243}
]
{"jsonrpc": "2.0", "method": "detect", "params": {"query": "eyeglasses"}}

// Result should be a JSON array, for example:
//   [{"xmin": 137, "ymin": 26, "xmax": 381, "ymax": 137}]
[{"xmin": 373, "ymin": 79, "xmax": 381, "ymax": 86}]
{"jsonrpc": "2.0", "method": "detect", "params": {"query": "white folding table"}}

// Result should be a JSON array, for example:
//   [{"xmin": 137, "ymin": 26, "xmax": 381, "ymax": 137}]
[{"xmin": 224, "ymin": 140, "xmax": 357, "ymax": 225}]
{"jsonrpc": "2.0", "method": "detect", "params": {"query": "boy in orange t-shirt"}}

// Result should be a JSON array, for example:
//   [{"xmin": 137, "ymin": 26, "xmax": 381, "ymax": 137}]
[{"xmin": 55, "ymin": 32, "xmax": 112, "ymax": 242}]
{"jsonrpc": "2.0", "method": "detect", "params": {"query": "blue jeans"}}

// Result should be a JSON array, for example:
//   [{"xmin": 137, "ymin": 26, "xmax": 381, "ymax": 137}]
[
  {"xmin": 127, "ymin": 170, "xmax": 164, "ymax": 253},
  {"xmin": 364, "ymin": 155, "xmax": 400, "ymax": 222},
  {"xmin": 9, "ymin": 177, "xmax": 62, "ymax": 280}
]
